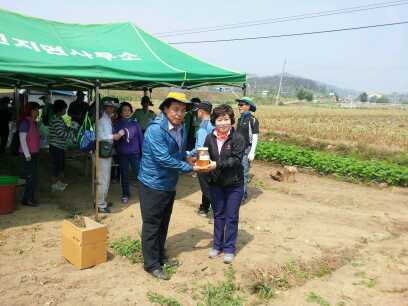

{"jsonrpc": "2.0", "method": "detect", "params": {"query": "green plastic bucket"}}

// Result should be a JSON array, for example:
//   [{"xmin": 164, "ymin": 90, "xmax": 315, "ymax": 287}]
[
  {"xmin": 0, "ymin": 176, "xmax": 18, "ymax": 186},
  {"xmin": 0, "ymin": 176, "xmax": 18, "ymax": 214}
]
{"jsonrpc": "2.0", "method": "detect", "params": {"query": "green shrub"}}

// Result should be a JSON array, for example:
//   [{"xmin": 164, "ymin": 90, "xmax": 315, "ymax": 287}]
[{"xmin": 257, "ymin": 141, "xmax": 408, "ymax": 186}]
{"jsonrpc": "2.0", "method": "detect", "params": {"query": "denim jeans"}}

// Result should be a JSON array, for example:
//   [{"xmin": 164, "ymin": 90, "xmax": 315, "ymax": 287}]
[
  {"xmin": 119, "ymin": 154, "xmax": 140, "ymax": 198},
  {"xmin": 22, "ymin": 153, "xmax": 39, "ymax": 202}
]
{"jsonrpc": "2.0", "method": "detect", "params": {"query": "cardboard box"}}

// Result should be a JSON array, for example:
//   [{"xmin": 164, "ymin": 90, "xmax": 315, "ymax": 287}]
[{"xmin": 61, "ymin": 216, "xmax": 108, "ymax": 269}]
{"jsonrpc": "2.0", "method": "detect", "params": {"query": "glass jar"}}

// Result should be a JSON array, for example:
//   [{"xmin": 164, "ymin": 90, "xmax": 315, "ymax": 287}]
[{"xmin": 196, "ymin": 147, "xmax": 210, "ymax": 167}]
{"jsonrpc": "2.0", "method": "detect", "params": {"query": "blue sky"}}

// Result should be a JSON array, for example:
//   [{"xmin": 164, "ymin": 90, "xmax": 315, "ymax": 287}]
[{"xmin": 1, "ymin": 0, "xmax": 407, "ymax": 93}]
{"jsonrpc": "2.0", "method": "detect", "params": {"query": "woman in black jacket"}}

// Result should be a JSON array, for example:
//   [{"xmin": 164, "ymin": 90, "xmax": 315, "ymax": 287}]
[{"xmin": 204, "ymin": 104, "xmax": 245, "ymax": 264}]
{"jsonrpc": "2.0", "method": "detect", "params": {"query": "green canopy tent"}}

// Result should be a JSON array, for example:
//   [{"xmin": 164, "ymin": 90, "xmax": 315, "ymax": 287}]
[
  {"xmin": 0, "ymin": 8, "xmax": 246, "ymax": 90},
  {"xmin": 0, "ymin": 8, "xmax": 246, "ymax": 218}
]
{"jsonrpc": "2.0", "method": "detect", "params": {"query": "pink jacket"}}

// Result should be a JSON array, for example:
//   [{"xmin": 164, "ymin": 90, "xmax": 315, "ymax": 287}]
[{"xmin": 19, "ymin": 117, "xmax": 40, "ymax": 154}]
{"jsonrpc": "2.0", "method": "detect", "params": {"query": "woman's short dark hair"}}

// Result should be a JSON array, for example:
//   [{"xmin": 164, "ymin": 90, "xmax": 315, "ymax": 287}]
[
  {"xmin": 211, "ymin": 104, "xmax": 235, "ymax": 125},
  {"xmin": 53, "ymin": 99, "xmax": 67, "ymax": 113},
  {"xmin": 118, "ymin": 101, "xmax": 133, "ymax": 117}
]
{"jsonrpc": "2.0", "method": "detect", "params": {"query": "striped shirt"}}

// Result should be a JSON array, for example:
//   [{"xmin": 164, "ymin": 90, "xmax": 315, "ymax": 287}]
[{"xmin": 49, "ymin": 116, "xmax": 74, "ymax": 150}]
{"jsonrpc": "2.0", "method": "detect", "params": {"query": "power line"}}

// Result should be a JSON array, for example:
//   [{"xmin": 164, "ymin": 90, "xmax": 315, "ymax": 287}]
[
  {"xmin": 156, "ymin": 0, "xmax": 408, "ymax": 37},
  {"xmin": 169, "ymin": 20, "xmax": 408, "ymax": 44}
]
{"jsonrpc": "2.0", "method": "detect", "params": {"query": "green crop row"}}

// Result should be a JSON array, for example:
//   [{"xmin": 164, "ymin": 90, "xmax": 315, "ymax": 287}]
[{"xmin": 256, "ymin": 141, "xmax": 408, "ymax": 186}]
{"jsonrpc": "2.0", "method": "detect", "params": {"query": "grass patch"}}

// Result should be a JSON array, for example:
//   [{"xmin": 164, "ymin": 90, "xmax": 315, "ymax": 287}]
[
  {"xmin": 250, "ymin": 250, "xmax": 356, "ymax": 293},
  {"xmin": 110, "ymin": 236, "xmax": 143, "ymax": 264},
  {"xmin": 307, "ymin": 291, "xmax": 331, "ymax": 306},
  {"xmin": 163, "ymin": 264, "xmax": 178, "ymax": 277},
  {"xmin": 147, "ymin": 292, "xmax": 182, "ymax": 306},
  {"xmin": 250, "ymin": 281, "xmax": 275, "ymax": 300},
  {"xmin": 198, "ymin": 267, "xmax": 244, "ymax": 306}
]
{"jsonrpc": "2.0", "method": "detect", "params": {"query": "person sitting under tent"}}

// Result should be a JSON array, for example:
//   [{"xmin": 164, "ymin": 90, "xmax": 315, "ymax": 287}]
[{"xmin": 131, "ymin": 96, "xmax": 156, "ymax": 133}]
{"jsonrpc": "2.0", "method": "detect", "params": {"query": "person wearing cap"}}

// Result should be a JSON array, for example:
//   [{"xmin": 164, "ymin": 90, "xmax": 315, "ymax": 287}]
[
  {"xmin": 131, "ymin": 96, "xmax": 156, "ymax": 133},
  {"xmin": 18, "ymin": 102, "xmax": 42, "ymax": 207},
  {"xmin": 68, "ymin": 91, "xmax": 88, "ymax": 125},
  {"xmin": 96, "ymin": 98, "xmax": 125, "ymax": 213},
  {"xmin": 138, "ymin": 92, "xmax": 206, "ymax": 280},
  {"xmin": 236, "ymin": 97, "xmax": 260, "ymax": 203},
  {"xmin": 187, "ymin": 101, "xmax": 214, "ymax": 218}
]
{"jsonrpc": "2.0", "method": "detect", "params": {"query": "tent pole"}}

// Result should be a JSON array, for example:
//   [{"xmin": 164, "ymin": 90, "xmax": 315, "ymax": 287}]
[
  {"xmin": 94, "ymin": 81, "xmax": 100, "ymax": 221},
  {"xmin": 13, "ymin": 86, "xmax": 18, "ymax": 120},
  {"xmin": 242, "ymin": 83, "xmax": 247, "ymax": 96}
]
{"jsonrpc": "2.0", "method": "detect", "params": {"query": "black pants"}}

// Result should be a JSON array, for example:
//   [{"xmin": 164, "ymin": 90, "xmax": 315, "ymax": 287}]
[
  {"xmin": 23, "ymin": 153, "xmax": 39, "ymax": 202},
  {"xmin": 139, "ymin": 183, "xmax": 175, "ymax": 272},
  {"xmin": 198, "ymin": 173, "xmax": 211, "ymax": 213},
  {"xmin": 49, "ymin": 145, "xmax": 65, "ymax": 178},
  {"xmin": 0, "ymin": 126, "xmax": 9, "ymax": 153}
]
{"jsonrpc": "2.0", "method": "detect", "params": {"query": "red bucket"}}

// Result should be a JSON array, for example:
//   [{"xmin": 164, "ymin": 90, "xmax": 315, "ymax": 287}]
[{"xmin": 0, "ymin": 176, "xmax": 18, "ymax": 214}]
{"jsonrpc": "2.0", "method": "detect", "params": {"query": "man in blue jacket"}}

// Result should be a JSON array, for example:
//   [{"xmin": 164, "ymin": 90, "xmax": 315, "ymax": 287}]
[
  {"xmin": 138, "ymin": 92, "xmax": 202, "ymax": 280},
  {"xmin": 187, "ymin": 101, "xmax": 214, "ymax": 217}
]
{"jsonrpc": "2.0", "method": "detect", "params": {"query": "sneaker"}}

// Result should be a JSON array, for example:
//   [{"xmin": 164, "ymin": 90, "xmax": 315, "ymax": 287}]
[
  {"xmin": 149, "ymin": 268, "xmax": 170, "ymax": 280},
  {"xmin": 223, "ymin": 253, "xmax": 235, "ymax": 264},
  {"xmin": 98, "ymin": 207, "xmax": 111, "ymax": 213},
  {"xmin": 198, "ymin": 209, "xmax": 208, "ymax": 218},
  {"xmin": 57, "ymin": 181, "xmax": 68, "ymax": 188},
  {"xmin": 51, "ymin": 183, "xmax": 65, "ymax": 192},
  {"xmin": 209, "ymin": 248, "xmax": 221, "ymax": 258},
  {"xmin": 21, "ymin": 199, "xmax": 38, "ymax": 207},
  {"xmin": 121, "ymin": 196, "xmax": 129, "ymax": 204}
]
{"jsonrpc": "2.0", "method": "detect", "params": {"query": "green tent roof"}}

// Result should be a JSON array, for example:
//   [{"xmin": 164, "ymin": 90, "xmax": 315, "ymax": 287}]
[{"xmin": 0, "ymin": 9, "xmax": 246, "ymax": 90}]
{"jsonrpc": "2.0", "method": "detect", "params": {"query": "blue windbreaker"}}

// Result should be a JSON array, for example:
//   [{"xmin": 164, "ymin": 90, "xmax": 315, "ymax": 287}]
[{"xmin": 138, "ymin": 113, "xmax": 193, "ymax": 191}]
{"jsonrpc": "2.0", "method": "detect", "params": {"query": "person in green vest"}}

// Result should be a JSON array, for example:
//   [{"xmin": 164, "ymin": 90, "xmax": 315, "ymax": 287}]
[{"xmin": 131, "ymin": 96, "xmax": 156, "ymax": 133}]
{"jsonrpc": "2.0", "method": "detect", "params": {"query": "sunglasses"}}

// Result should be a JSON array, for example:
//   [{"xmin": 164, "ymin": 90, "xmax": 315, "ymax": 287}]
[{"xmin": 238, "ymin": 103, "xmax": 246, "ymax": 107}]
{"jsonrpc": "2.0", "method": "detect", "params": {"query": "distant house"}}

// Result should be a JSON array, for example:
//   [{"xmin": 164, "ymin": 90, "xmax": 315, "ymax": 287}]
[
  {"xmin": 368, "ymin": 92, "xmax": 383, "ymax": 99},
  {"xmin": 256, "ymin": 90, "xmax": 269, "ymax": 97}
]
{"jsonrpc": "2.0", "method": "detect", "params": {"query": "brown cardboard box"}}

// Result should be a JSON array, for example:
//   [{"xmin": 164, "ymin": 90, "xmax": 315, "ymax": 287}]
[{"xmin": 61, "ymin": 216, "xmax": 108, "ymax": 269}]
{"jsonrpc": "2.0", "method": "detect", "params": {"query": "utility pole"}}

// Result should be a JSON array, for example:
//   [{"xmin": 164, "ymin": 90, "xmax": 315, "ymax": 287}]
[{"xmin": 275, "ymin": 58, "xmax": 287, "ymax": 105}]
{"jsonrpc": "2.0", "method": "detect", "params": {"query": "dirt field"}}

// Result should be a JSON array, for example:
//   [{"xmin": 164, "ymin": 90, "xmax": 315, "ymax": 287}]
[{"xmin": 1, "ymin": 159, "xmax": 408, "ymax": 306}]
